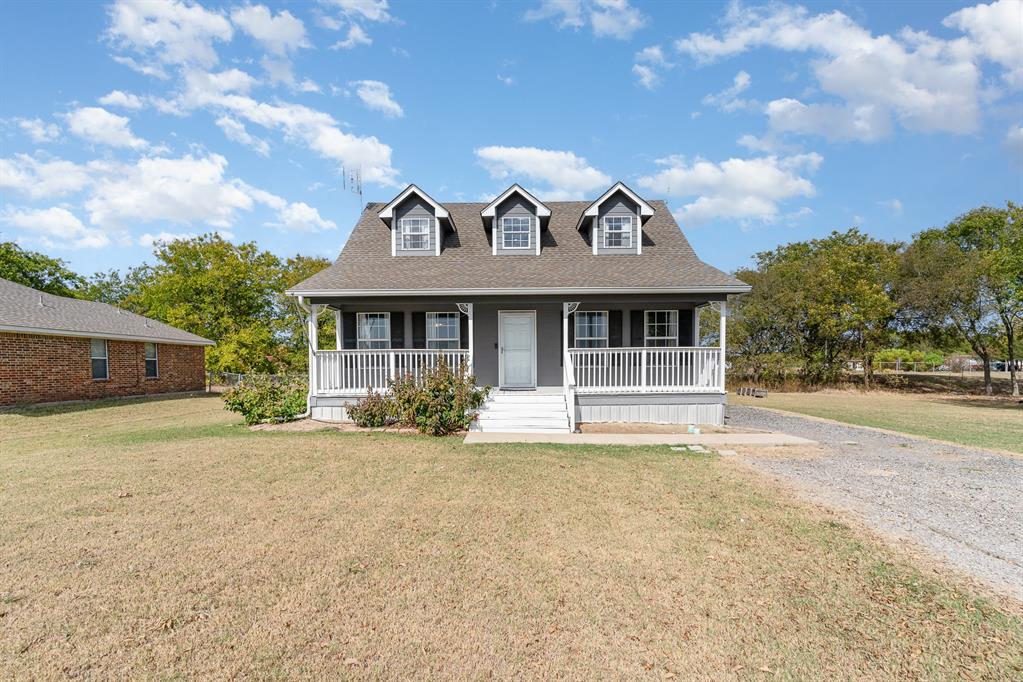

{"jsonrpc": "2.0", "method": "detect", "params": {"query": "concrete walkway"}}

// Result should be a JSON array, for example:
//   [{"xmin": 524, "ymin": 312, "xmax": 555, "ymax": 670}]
[{"xmin": 463, "ymin": 431, "xmax": 815, "ymax": 446}]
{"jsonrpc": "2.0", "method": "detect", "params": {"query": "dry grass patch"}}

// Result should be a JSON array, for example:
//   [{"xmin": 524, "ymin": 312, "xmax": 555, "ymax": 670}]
[
  {"xmin": 733, "ymin": 390, "xmax": 1023, "ymax": 454},
  {"xmin": 1, "ymin": 396, "xmax": 1021, "ymax": 679}
]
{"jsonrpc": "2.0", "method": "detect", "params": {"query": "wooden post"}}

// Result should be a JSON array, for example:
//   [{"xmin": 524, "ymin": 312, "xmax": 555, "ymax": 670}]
[
  {"xmin": 719, "ymin": 300, "xmax": 727, "ymax": 392},
  {"xmin": 334, "ymin": 309, "xmax": 342, "ymax": 349},
  {"xmin": 467, "ymin": 303, "xmax": 474, "ymax": 376},
  {"xmin": 307, "ymin": 302, "xmax": 320, "ymax": 395}
]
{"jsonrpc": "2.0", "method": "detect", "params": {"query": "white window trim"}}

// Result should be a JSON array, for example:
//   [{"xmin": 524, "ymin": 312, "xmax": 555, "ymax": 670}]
[
  {"xmin": 356, "ymin": 312, "xmax": 391, "ymax": 349},
  {"xmin": 90, "ymin": 338, "xmax": 109, "ymax": 380},
  {"xmin": 500, "ymin": 216, "xmax": 532, "ymax": 250},
  {"xmin": 574, "ymin": 310, "xmax": 609, "ymax": 348},
  {"xmin": 644, "ymin": 310, "xmax": 679, "ymax": 347},
  {"xmin": 426, "ymin": 311, "xmax": 460, "ymax": 349},
  {"xmin": 399, "ymin": 217, "xmax": 431, "ymax": 251},
  {"xmin": 144, "ymin": 342, "xmax": 159, "ymax": 379},
  {"xmin": 602, "ymin": 215, "xmax": 633, "ymax": 249}
]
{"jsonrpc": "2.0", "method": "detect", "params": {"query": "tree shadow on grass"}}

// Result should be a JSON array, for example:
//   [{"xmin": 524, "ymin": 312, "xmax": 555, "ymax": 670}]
[{"xmin": 1, "ymin": 392, "xmax": 215, "ymax": 418}]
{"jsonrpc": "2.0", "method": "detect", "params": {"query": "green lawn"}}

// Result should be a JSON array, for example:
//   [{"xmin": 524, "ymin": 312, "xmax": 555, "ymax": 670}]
[
  {"xmin": 1, "ymin": 396, "xmax": 1021, "ymax": 679},
  {"xmin": 733, "ymin": 390, "xmax": 1023, "ymax": 454}
]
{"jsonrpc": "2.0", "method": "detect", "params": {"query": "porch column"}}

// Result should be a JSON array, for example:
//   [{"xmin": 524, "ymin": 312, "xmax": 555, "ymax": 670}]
[
  {"xmin": 719, "ymin": 300, "xmax": 727, "ymax": 392},
  {"xmin": 334, "ymin": 308, "xmax": 342, "ymax": 349},
  {"xmin": 457, "ymin": 303, "xmax": 474, "ymax": 376},
  {"xmin": 692, "ymin": 307, "xmax": 701, "ymax": 346},
  {"xmin": 307, "ymin": 302, "xmax": 320, "ymax": 394}
]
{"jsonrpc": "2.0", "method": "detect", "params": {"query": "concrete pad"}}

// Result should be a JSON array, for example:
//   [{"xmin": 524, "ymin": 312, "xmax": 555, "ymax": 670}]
[{"xmin": 463, "ymin": 432, "xmax": 815, "ymax": 447}]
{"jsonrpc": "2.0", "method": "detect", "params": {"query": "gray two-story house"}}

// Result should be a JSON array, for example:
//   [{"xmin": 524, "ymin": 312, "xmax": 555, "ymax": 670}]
[{"xmin": 287, "ymin": 182, "xmax": 750, "ymax": 432}]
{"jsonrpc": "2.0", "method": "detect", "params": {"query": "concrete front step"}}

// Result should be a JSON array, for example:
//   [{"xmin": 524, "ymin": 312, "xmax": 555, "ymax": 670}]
[{"xmin": 484, "ymin": 395, "xmax": 567, "ymax": 405}]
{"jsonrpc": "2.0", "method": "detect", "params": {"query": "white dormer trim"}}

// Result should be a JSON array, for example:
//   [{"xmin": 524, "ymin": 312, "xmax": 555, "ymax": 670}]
[
  {"xmin": 576, "ymin": 181, "xmax": 654, "ymax": 230},
  {"xmin": 481, "ymin": 184, "xmax": 552, "ymax": 218},
  {"xmin": 378, "ymin": 184, "xmax": 450, "ymax": 220},
  {"xmin": 435, "ymin": 216, "xmax": 440, "ymax": 256}
]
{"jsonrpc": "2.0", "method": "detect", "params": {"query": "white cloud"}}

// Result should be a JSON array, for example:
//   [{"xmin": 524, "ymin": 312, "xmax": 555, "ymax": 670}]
[
  {"xmin": 497, "ymin": 74, "xmax": 516, "ymax": 86},
  {"xmin": 15, "ymin": 118, "xmax": 60, "ymax": 143},
  {"xmin": 111, "ymin": 55, "xmax": 170, "ymax": 80},
  {"xmin": 265, "ymin": 201, "xmax": 337, "ymax": 232},
  {"xmin": 170, "ymin": 70, "xmax": 399, "ymax": 185},
  {"xmin": 106, "ymin": 0, "xmax": 233, "ymax": 70},
  {"xmin": 230, "ymin": 4, "xmax": 309, "ymax": 55},
  {"xmin": 674, "ymin": 1, "xmax": 1021, "ymax": 141},
  {"xmin": 702, "ymin": 70, "xmax": 755, "ymax": 112},
  {"xmin": 65, "ymin": 106, "xmax": 148, "ymax": 149},
  {"xmin": 0, "ymin": 154, "xmax": 93, "ymax": 199},
  {"xmin": 764, "ymin": 98, "xmax": 891, "ymax": 142},
  {"xmin": 330, "ymin": 23, "xmax": 372, "ymax": 49},
  {"xmin": 475, "ymin": 146, "xmax": 611, "ymax": 200},
  {"xmin": 1, "ymin": 207, "xmax": 110, "ymax": 249},
  {"xmin": 632, "ymin": 64, "xmax": 658, "ymax": 90},
  {"xmin": 98, "ymin": 90, "xmax": 145, "ymax": 109},
  {"xmin": 525, "ymin": 0, "xmax": 646, "ymax": 40},
  {"xmin": 325, "ymin": 0, "xmax": 392, "ymax": 23},
  {"xmin": 259, "ymin": 55, "xmax": 319, "ymax": 91},
  {"xmin": 944, "ymin": 0, "xmax": 1023, "ymax": 88},
  {"xmin": 1004, "ymin": 124, "xmax": 1023, "ymax": 161},
  {"xmin": 632, "ymin": 45, "xmax": 671, "ymax": 89},
  {"xmin": 215, "ymin": 116, "xmax": 270, "ymax": 155},
  {"xmin": 636, "ymin": 153, "xmax": 822, "ymax": 225},
  {"xmin": 736, "ymin": 132, "xmax": 793, "ymax": 153},
  {"xmin": 879, "ymin": 198, "xmax": 904, "ymax": 215},
  {"xmin": 349, "ymin": 80, "xmax": 404, "ymax": 118}
]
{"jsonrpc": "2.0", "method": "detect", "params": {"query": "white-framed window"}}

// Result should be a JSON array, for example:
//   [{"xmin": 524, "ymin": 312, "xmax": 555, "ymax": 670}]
[
  {"xmin": 644, "ymin": 310, "xmax": 678, "ymax": 347},
  {"xmin": 357, "ymin": 312, "xmax": 391, "ymax": 349},
  {"xmin": 574, "ymin": 311, "xmax": 608, "ymax": 349},
  {"xmin": 90, "ymin": 338, "xmax": 108, "ymax": 380},
  {"xmin": 426, "ymin": 312, "xmax": 460, "ymax": 349},
  {"xmin": 501, "ymin": 216, "xmax": 531, "ymax": 249},
  {"xmin": 602, "ymin": 215, "xmax": 633, "ymax": 248},
  {"xmin": 144, "ymin": 342, "xmax": 158, "ymax": 378},
  {"xmin": 400, "ymin": 217, "xmax": 431, "ymax": 250}
]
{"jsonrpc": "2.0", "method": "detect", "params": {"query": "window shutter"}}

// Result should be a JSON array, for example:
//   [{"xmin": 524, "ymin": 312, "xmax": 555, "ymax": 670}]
[
  {"xmin": 459, "ymin": 313, "xmax": 469, "ymax": 350},
  {"xmin": 390, "ymin": 312, "xmax": 405, "ymax": 349},
  {"xmin": 567, "ymin": 312, "xmax": 575, "ymax": 348},
  {"xmin": 608, "ymin": 310, "xmax": 622, "ymax": 347},
  {"xmin": 394, "ymin": 221, "xmax": 401, "ymax": 250},
  {"xmin": 341, "ymin": 312, "xmax": 357, "ymax": 349},
  {"xmin": 412, "ymin": 312, "xmax": 426, "ymax": 348},
  {"xmin": 678, "ymin": 309, "xmax": 693, "ymax": 346},
  {"xmin": 630, "ymin": 310, "xmax": 644, "ymax": 347}
]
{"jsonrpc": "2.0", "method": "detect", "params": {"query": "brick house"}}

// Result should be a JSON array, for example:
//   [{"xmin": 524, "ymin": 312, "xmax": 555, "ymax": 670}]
[{"xmin": 0, "ymin": 277, "xmax": 213, "ymax": 407}]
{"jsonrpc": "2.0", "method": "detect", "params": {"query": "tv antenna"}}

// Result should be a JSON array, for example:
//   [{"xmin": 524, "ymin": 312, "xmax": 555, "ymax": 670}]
[{"xmin": 341, "ymin": 164, "xmax": 363, "ymax": 203}]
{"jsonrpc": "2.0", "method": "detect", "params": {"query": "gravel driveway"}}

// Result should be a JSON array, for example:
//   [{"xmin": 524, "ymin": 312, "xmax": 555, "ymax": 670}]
[{"xmin": 726, "ymin": 404, "xmax": 1023, "ymax": 601}]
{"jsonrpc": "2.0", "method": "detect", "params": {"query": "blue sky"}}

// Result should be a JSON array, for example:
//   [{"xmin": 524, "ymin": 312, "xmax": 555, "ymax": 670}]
[{"xmin": 1, "ymin": 0, "xmax": 1021, "ymax": 277}]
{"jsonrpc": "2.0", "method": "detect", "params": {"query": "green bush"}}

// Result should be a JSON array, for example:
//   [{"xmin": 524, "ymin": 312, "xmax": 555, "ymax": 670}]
[
  {"xmin": 347, "ymin": 359, "xmax": 490, "ymax": 436},
  {"xmin": 222, "ymin": 374, "xmax": 307, "ymax": 425},
  {"xmin": 347, "ymin": 389, "xmax": 395, "ymax": 427}
]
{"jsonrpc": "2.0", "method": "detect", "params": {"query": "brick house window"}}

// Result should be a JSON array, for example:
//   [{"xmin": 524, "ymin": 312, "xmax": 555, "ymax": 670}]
[
  {"xmin": 145, "ymin": 343, "xmax": 158, "ymax": 378},
  {"xmin": 90, "ymin": 339, "xmax": 108, "ymax": 380}
]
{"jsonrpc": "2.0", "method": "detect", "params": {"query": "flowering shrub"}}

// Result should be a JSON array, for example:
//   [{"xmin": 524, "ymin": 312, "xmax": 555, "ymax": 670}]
[
  {"xmin": 347, "ymin": 359, "xmax": 490, "ymax": 436},
  {"xmin": 222, "ymin": 374, "xmax": 307, "ymax": 425}
]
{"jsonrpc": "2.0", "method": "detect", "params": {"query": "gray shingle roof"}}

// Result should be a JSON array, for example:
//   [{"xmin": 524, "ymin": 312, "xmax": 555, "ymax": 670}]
[
  {"xmin": 289, "ymin": 200, "xmax": 749, "ymax": 295},
  {"xmin": 0, "ymin": 278, "xmax": 214, "ymax": 345}
]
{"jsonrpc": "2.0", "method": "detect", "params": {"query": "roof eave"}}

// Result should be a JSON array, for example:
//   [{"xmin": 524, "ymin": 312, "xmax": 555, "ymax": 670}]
[
  {"xmin": 286, "ymin": 284, "xmax": 752, "ymax": 298},
  {"xmin": 0, "ymin": 324, "xmax": 215, "ymax": 346}
]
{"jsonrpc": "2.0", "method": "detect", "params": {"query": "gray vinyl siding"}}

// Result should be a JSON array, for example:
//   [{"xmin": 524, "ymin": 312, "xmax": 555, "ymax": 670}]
[
  {"xmin": 393, "ymin": 196, "xmax": 436, "ymax": 256},
  {"xmin": 494, "ymin": 195, "xmax": 537, "ymax": 256},
  {"xmin": 595, "ymin": 191, "xmax": 640, "ymax": 255}
]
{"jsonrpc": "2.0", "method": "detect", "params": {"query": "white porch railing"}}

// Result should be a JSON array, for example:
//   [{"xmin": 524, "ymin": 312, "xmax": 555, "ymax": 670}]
[
  {"xmin": 315, "ymin": 349, "xmax": 469, "ymax": 395},
  {"xmin": 569, "ymin": 347, "xmax": 722, "ymax": 393}
]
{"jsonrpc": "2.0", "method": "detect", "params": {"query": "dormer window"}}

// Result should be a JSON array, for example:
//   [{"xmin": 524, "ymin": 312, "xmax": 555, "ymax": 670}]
[
  {"xmin": 482, "ymin": 184, "xmax": 550, "ymax": 256},
  {"xmin": 603, "ymin": 215, "xmax": 633, "ymax": 248},
  {"xmin": 501, "ymin": 216, "xmax": 531, "ymax": 249},
  {"xmin": 400, "ymin": 217, "xmax": 431, "ymax": 250}
]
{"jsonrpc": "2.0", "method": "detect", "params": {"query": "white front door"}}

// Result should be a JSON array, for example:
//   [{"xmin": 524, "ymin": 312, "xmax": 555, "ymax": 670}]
[{"xmin": 499, "ymin": 311, "xmax": 536, "ymax": 389}]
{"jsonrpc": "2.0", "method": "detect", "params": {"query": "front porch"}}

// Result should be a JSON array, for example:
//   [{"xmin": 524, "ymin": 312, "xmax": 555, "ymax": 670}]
[{"xmin": 300, "ymin": 296, "xmax": 730, "ymax": 428}]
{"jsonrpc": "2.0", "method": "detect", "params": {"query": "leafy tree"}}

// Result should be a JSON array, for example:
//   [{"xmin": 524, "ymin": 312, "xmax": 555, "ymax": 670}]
[
  {"xmin": 942, "ymin": 204, "xmax": 1023, "ymax": 396},
  {"xmin": 124, "ymin": 234, "xmax": 287, "ymax": 373},
  {"xmin": 899, "ymin": 232, "xmax": 1002, "ymax": 395},
  {"xmin": 0, "ymin": 241, "xmax": 84, "ymax": 296},
  {"xmin": 278, "ymin": 254, "xmax": 335, "ymax": 369}
]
